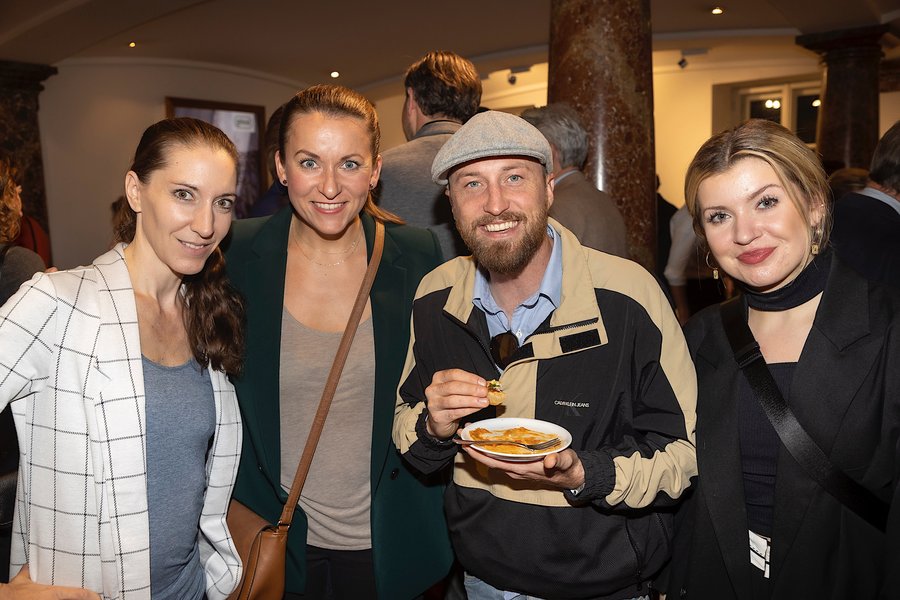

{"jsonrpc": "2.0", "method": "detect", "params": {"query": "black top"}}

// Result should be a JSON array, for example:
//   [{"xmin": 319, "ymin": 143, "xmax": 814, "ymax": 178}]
[
  {"xmin": 666, "ymin": 257, "xmax": 900, "ymax": 599},
  {"xmin": 738, "ymin": 361, "xmax": 795, "ymax": 536}
]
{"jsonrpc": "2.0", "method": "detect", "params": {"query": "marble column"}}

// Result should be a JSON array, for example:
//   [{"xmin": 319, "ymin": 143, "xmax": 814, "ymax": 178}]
[
  {"xmin": 0, "ymin": 60, "xmax": 57, "ymax": 234},
  {"xmin": 548, "ymin": 0, "xmax": 655, "ymax": 270},
  {"xmin": 797, "ymin": 25, "xmax": 887, "ymax": 173}
]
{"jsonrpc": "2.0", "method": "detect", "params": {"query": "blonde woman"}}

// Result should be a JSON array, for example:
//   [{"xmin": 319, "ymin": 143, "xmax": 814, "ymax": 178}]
[{"xmin": 666, "ymin": 120, "xmax": 900, "ymax": 599}]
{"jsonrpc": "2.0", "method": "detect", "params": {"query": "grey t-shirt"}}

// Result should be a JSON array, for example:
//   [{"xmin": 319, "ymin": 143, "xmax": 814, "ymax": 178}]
[
  {"xmin": 143, "ymin": 355, "xmax": 215, "ymax": 600},
  {"xmin": 279, "ymin": 309, "xmax": 375, "ymax": 550}
]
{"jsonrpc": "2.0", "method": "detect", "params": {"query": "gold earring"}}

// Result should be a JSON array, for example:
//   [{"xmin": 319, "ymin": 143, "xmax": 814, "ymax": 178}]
[
  {"xmin": 811, "ymin": 229, "xmax": 821, "ymax": 255},
  {"xmin": 706, "ymin": 252, "xmax": 719, "ymax": 280}
]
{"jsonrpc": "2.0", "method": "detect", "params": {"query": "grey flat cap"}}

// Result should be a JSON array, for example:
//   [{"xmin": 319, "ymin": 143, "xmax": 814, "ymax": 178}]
[{"xmin": 431, "ymin": 110, "xmax": 553, "ymax": 184}]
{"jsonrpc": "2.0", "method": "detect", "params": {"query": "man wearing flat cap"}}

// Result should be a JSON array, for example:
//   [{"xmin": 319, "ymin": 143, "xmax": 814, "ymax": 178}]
[{"xmin": 393, "ymin": 111, "xmax": 697, "ymax": 600}]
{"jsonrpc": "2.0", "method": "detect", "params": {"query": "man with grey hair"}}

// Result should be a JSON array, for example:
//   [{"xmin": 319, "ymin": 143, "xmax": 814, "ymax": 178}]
[
  {"xmin": 521, "ymin": 103, "xmax": 628, "ymax": 257},
  {"xmin": 393, "ymin": 111, "xmax": 697, "ymax": 600},
  {"xmin": 378, "ymin": 50, "xmax": 482, "ymax": 259},
  {"xmin": 831, "ymin": 120, "xmax": 900, "ymax": 288}
]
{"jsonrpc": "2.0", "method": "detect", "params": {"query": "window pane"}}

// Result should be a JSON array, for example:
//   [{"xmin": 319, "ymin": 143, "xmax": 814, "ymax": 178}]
[
  {"xmin": 749, "ymin": 98, "xmax": 782, "ymax": 123},
  {"xmin": 796, "ymin": 94, "xmax": 820, "ymax": 144}
]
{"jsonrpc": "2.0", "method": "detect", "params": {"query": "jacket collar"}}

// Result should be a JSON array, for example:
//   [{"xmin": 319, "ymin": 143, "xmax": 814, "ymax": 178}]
[
  {"xmin": 442, "ymin": 218, "xmax": 607, "ymax": 362},
  {"xmin": 694, "ymin": 257, "xmax": 871, "ymax": 369},
  {"xmin": 552, "ymin": 169, "xmax": 582, "ymax": 191},
  {"xmin": 414, "ymin": 119, "xmax": 461, "ymax": 139}
]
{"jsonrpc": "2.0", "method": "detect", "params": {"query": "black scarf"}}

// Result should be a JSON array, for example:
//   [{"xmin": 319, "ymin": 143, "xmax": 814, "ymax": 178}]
[{"xmin": 741, "ymin": 249, "xmax": 832, "ymax": 311}]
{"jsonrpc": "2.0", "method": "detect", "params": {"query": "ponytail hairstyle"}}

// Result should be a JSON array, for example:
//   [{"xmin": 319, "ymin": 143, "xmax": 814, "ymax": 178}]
[
  {"xmin": 280, "ymin": 84, "xmax": 403, "ymax": 225},
  {"xmin": 120, "ymin": 117, "xmax": 245, "ymax": 376}
]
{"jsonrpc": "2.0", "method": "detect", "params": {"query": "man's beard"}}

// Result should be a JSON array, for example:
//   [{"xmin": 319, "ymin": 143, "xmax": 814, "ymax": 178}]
[{"xmin": 456, "ymin": 207, "xmax": 549, "ymax": 275}]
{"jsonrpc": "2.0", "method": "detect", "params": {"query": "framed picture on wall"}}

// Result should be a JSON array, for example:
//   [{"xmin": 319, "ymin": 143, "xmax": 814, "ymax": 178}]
[{"xmin": 166, "ymin": 97, "xmax": 266, "ymax": 218}]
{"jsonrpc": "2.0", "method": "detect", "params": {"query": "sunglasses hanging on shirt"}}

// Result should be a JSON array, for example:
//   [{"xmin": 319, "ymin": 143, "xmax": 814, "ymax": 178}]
[{"xmin": 490, "ymin": 331, "xmax": 519, "ymax": 370}]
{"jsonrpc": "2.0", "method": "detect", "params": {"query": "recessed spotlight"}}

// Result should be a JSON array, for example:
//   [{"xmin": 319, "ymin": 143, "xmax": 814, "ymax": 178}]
[
  {"xmin": 128, "ymin": 41, "xmax": 136, "ymax": 48},
  {"xmin": 330, "ymin": 71, "xmax": 340, "ymax": 79},
  {"xmin": 711, "ymin": 7, "xmax": 724, "ymax": 15}
]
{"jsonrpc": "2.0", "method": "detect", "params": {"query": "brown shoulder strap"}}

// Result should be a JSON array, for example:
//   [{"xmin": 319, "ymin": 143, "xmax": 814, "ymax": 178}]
[{"xmin": 277, "ymin": 220, "xmax": 385, "ymax": 528}]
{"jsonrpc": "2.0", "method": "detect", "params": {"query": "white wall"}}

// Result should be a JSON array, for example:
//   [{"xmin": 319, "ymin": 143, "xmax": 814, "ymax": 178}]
[
  {"xmin": 375, "ymin": 54, "xmax": 900, "ymax": 210},
  {"xmin": 882, "ymin": 91, "xmax": 900, "ymax": 133},
  {"xmin": 375, "ymin": 94, "xmax": 407, "ymax": 152},
  {"xmin": 470, "ymin": 55, "xmax": 825, "ymax": 206},
  {"xmin": 39, "ymin": 58, "xmax": 302, "ymax": 268},
  {"xmin": 38, "ymin": 55, "xmax": 900, "ymax": 267},
  {"xmin": 651, "ymin": 57, "xmax": 822, "ymax": 206},
  {"xmin": 374, "ymin": 63, "xmax": 550, "ymax": 153}
]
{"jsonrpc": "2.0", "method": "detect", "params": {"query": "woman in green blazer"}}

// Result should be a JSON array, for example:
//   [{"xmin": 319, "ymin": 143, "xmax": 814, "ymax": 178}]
[{"xmin": 224, "ymin": 85, "xmax": 452, "ymax": 599}]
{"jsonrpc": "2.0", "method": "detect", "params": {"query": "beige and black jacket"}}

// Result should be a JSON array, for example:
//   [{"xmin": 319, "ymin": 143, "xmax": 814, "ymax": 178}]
[{"xmin": 393, "ymin": 220, "xmax": 697, "ymax": 599}]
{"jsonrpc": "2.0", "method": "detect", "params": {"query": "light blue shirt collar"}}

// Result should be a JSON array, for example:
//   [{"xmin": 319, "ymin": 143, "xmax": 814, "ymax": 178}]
[
  {"xmin": 859, "ymin": 186, "xmax": 900, "ymax": 217},
  {"xmin": 553, "ymin": 169, "xmax": 579, "ymax": 186},
  {"xmin": 472, "ymin": 224, "xmax": 563, "ymax": 349}
]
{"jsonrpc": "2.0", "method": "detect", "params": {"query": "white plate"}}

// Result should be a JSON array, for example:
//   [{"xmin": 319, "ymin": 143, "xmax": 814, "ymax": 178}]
[{"xmin": 458, "ymin": 417, "xmax": 572, "ymax": 462}]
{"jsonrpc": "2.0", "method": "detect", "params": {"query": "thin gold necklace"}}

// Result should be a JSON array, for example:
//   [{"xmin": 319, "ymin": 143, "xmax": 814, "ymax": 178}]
[{"xmin": 292, "ymin": 225, "xmax": 362, "ymax": 268}]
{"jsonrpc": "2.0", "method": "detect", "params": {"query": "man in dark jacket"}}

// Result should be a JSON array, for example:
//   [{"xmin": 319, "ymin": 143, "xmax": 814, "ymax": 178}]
[
  {"xmin": 392, "ymin": 111, "xmax": 697, "ymax": 600},
  {"xmin": 831, "ymin": 120, "xmax": 900, "ymax": 289}
]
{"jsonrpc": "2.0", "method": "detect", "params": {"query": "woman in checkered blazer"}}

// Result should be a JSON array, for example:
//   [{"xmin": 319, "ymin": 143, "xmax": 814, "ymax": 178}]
[{"xmin": 0, "ymin": 118, "xmax": 245, "ymax": 599}]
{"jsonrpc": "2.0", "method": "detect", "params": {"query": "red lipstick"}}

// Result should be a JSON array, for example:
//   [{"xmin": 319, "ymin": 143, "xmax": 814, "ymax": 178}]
[{"xmin": 738, "ymin": 248, "xmax": 774, "ymax": 264}]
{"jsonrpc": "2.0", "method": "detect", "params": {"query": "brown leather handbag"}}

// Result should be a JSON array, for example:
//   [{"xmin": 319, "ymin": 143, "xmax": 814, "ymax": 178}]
[{"xmin": 226, "ymin": 222, "xmax": 385, "ymax": 600}]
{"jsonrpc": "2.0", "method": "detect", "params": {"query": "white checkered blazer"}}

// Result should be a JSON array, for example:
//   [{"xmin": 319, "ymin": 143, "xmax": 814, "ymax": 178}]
[{"xmin": 0, "ymin": 244, "xmax": 242, "ymax": 599}]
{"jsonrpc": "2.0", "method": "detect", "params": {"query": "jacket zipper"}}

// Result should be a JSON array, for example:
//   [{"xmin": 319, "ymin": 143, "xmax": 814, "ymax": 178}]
[
  {"xmin": 448, "ymin": 311, "xmax": 503, "ymax": 377},
  {"xmin": 624, "ymin": 519, "xmax": 644, "ymax": 590},
  {"xmin": 546, "ymin": 317, "xmax": 598, "ymax": 333},
  {"xmin": 654, "ymin": 512, "xmax": 671, "ymax": 556}
]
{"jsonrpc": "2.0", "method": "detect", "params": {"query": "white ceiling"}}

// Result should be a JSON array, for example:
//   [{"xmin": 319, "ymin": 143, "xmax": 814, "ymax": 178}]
[{"xmin": 1, "ymin": 0, "xmax": 899, "ymax": 91}]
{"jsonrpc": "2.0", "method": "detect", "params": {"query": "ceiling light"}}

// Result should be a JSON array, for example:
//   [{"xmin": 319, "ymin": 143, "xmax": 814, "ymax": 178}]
[
  {"xmin": 128, "ymin": 41, "xmax": 136, "ymax": 48},
  {"xmin": 812, "ymin": 99, "xmax": 821, "ymax": 107},
  {"xmin": 330, "ymin": 71, "xmax": 340, "ymax": 78},
  {"xmin": 711, "ymin": 7, "xmax": 724, "ymax": 15}
]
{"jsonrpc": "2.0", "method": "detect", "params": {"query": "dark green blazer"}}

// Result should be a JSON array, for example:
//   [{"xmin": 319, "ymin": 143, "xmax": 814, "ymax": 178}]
[{"xmin": 223, "ymin": 208, "xmax": 453, "ymax": 598}]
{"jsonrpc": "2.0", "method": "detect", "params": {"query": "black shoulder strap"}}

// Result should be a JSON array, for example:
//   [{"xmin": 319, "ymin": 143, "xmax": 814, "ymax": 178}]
[{"xmin": 720, "ymin": 296, "xmax": 888, "ymax": 532}]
